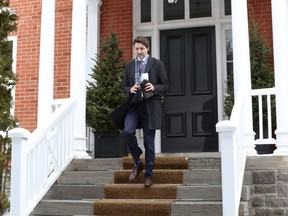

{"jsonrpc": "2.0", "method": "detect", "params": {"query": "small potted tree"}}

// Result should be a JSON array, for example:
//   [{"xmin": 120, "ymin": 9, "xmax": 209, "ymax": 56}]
[{"xmin": 86, "ymin": 31, "xmax": 127, "ymax": 158}]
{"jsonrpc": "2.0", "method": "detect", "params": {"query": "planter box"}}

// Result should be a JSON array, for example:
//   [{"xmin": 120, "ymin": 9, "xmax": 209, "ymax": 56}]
[{"xmin": 94, "ymin": 132, "xmax": 128, "ymax": 158}]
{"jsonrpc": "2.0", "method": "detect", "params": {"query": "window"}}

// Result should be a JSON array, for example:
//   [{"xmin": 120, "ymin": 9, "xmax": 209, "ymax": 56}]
[
  {"xmin": 224, "ymin": 0, "xmax": 231, "ymax": 16},
  {"xmin": 225, "ymin": 29, "xmax": 233, "ymax": 78},
  {"xmin": 189, "ymin": 0, "xmax": 212, "ymax": 18},
  {"xmin": 7, "ymin": 36, "xmax": 17, "ymax": 115},
  {"xmin": 163, "ymin": 0, "xmax": 185, "ymax": 21},
  {"xmin": 141, "ymin": 0, "xmax": 151, "ymax": 23}
]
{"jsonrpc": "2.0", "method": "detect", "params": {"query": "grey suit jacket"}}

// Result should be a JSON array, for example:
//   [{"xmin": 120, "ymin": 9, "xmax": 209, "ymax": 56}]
[{"xmin": 123, "ymin": 56, "xmax": 169, "ymax": 130}]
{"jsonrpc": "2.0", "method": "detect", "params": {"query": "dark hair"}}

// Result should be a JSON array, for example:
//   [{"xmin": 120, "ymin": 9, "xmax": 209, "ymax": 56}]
[{"xmin": 133, "ymin": 36, "xmax": 150, "ymax": 49}]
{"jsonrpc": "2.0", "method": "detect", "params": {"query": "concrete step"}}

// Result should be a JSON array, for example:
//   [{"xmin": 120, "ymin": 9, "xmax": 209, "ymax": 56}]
[
  {"xmin": 171, "ymin": 201, "xmax": 249, "ymax": 216},
  {"xmin": 188, "ymin": 155, "xmax": 221, "ymax": 170},
  {"xmin": 114, "ymin": 169, "xmax": 185, "ymax": 184},
  {"xmin": 57, "ymin": 170, "xmax": 114, "ymax": 184},
  {"xmin": 183, "ymin": 169, "xmax": 253, "ymax": 186},
  {"xmin": 32, "ymin": 200, "xmax": 94, "ymax": 215},
  {"xmin": 94, "ymin": 199, "xmax": 175, "ymax": 216},
  {"xmin": 44, "ymin": 184, "xmax": 104, "ymax": 200},
  {"xmin": 66, "ymin": 158, "xmax": 122, "ymax": 171},
  {"xmin": 177, "ymin": 185, "xmax": 250, "ymax": 201},
  {"xmin": 104, "ymin": 184, "xmax": 179, "ymax": 199}
]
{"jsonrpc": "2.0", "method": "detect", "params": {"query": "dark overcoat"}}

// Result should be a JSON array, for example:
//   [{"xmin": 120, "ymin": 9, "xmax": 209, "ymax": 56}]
[{"xmin": 123, "ymin": 56, "xmax": 169, "ymax": 130}]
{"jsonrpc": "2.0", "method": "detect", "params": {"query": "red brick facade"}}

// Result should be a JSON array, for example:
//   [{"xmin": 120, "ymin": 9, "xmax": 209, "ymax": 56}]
[
  {"xmin": 100, "ymin": 0, "xmax": 133, "ymax": 62},
  {"xmin": 248, "ymin": 0, "xmax": 273, "ymax": 64},
  {"xmin": 8, "ymin": 0, "xmax": 272, "ymax": 132}
]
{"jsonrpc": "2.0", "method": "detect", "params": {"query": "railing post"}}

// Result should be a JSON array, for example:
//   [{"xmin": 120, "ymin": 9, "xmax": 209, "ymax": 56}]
[
  {"xmin": 8, "ymin": 128, "xmax": 31, "ymax": 216},
  {"xmin": 216, "ymin": 121, "xmax": 238, "ymax": 216}
]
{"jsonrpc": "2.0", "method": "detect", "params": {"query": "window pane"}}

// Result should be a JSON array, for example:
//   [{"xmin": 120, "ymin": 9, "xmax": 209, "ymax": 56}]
[
  {"xmin": 224, "ymin": 0, "xmax": 231, "ymax": 16},
  {"xmin": 226, "ymin": 29, "xmax": 233, "ymax": 105},
  {"xmin": 226, "ymin": 29, "xmax": 233, "ymax": 61},
  {"xmin": 141, "ymin": 0, "xmax": 151, "ymax": 23},
  {"xmin": 163, "ymin": 0, "xmax": 185, "ymax": 21},
  {"xmin": 147, "ymin": 36, "xmax": 152, "ymax": 56},
  {"xmin": 190, "ymin": 0, "xmax": 212, "ymax": 18}
]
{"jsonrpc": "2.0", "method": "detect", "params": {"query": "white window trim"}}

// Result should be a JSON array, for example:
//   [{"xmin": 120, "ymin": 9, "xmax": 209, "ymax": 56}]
[{"xmin": 7, "ymin": 35, "xmax": 17, "ymax": 116}]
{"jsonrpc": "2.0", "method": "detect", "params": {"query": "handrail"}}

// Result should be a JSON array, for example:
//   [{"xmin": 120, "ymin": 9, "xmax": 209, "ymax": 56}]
[
  {"xmin": 216, "ymin": 90, "xmax": 251, "ymax": 216},
  {"xmin": 217, "ymin": 87, "xmax": 276, "ymax": 215},
  {"xmin": 8, "ymin": 98, "xmax": 77, "ymax": 216}
]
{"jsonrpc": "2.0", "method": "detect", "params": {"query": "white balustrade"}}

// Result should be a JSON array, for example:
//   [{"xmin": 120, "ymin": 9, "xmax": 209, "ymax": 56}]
[
  {"xmin": 8, "ymin": 98, "xmax": 77, "ymax": 216},
  {"xmin": 217, "ymin": 87, "xmax": 276, "ymax": 216}
]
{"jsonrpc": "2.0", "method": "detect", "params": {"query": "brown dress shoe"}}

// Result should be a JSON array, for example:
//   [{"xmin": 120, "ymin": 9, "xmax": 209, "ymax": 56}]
[
  {"xmin": 128, "ymin": 164, "xmax": 144, "ymax": 182},
  {"xmin": 144, "ymin": 178, "xmax": 153, "ymax": 187}
]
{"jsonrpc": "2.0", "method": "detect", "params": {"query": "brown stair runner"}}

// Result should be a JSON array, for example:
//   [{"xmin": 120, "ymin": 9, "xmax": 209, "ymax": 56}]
[{"xmin": 94, "ymin": 156, "xmax": 188, "ymax": 216}]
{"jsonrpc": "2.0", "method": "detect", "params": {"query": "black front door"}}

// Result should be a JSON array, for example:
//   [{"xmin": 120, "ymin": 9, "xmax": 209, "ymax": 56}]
[{"xmin": 160, "ymin": 27, "xmax": 218, "ymax": 152}]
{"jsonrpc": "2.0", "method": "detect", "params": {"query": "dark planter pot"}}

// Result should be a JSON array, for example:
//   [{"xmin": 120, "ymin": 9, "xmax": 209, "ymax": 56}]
[
  {"xmin": 94, "ymin": 131, "xmax": 128, "ymax": 158},
  {"xmin": 254, "ymin": 126, "xmax": 276, "ymax": 154}
]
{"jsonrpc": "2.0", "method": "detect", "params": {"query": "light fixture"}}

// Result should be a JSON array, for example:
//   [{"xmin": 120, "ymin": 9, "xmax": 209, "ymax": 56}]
[{"xmin": 167, "ymin": 0, "xmax": 178, "ymax": 6}]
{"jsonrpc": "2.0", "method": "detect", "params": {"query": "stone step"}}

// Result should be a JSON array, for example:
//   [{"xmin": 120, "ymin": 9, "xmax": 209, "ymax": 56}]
[
  {"xmin": 44, "ymin": 184, "xmax": 104, "ymax": 200},
  {"xmin": 94, "ymin": 199, "xmax": 175, "ymax": 216},
  {"xmin": 65, "ymin": 158, "xmax": 122, "ymax": 171},
  {"xmin": 171, "ymin": 201, "xmax": 249, "ymax": 216},
  {"xmin": 122, "ymin": 156, "xmax": 188, "ymax": 170},
  {"xmin": 183, "ymin": 169, "xmax": 253, "ymax": 186},
  {"xmin": 104, "ymin": 184, "xmax": 179, "ymax": 199},
  {"xmin": 32, "ymin": 200, "xmax": 94, "ymax": 215},
  {"xmin": 57, "ymin": 170, "xmax": 114, "ymax": 184},
  {"xmin": 114, "ymin": 169, "xmax": 185, "ymax": 184},
  {"xmin": 177, "ymin": 185, "xmax": 250, "ymax": 201}
]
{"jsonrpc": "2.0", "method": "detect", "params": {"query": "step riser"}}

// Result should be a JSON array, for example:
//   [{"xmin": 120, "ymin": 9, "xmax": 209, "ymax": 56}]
[
  {"xmin": 32, "ymin": 200, "xmax": 94, "ymax": 215},
  {"xmin": 114, "ymin": 170, "xmax": 184, "ymax": 184},
  {"xmin": 66, "ymin": 158, "xmax": 122, "ymax": 171},
  {"xmin": 105, "ymin": 185, "xmax": 178, "ymax": 199},
  {"xmin": 94, "ymin": 200, "xmax": 174, "ymax": 216},
  {"xmin": 58, "ymin": 171, "xmax": 114, "ymax": 184},
  {"xmin": 44, "ymin": 185, "xmax": 104, "ymax": 200},
  {"xmin": 177, "ymin": 185, "xmax": 250, "ymax": 201},
  {"xmin": 171, "ymin": 202, "xmax": 249, "ymax": 216}
]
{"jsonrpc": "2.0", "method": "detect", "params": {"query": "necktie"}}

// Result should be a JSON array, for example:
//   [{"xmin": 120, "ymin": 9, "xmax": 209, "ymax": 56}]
[{"xmin": 137, "ymin": 60, "xmax": 143, "ymax": 83}]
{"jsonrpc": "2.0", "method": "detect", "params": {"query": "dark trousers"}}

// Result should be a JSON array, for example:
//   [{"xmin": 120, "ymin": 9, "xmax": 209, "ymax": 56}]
[{"xmin": 123, "ymin": 101, "xmax": 155, "ymax": 178}]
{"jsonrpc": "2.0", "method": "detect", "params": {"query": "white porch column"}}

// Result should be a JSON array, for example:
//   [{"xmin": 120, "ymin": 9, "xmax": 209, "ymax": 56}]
[
  {"xmin": 86, "ymin": 0, "xmax": 102, "ymax": 82},
  {"xmin": 231, "ymin": 0, "xmax": 256, "ymax": 155},
  {"xmin": 86, "ymin": 0, "xmax": 102, "ymax": 154},
  {"xmin": 271, "ymin": 0, "xmax": 288, "ymax": 155},
  {"xmin": 37, "ymin": 0, "xmax": 55, "ymax": 127},
  {"xmin": 70, "ymin": 0, "xmax": 89, "ymax": 158}
]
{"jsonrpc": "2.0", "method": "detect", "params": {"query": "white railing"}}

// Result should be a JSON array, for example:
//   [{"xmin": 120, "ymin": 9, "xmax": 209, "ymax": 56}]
[
  {"xmin": 217, "ymin": 87, "xmax": 276, "ymax": 216},
  {"xmin": 216, "ymin": 90, "xmax": 250, "ymax": 216},
  {"xmin": 251, "ymin": 88, "xmax": 276, "ymax": 146},
  {"xmin": 8, "ymin": 98, "xmax": 77, "ymax": 216}
]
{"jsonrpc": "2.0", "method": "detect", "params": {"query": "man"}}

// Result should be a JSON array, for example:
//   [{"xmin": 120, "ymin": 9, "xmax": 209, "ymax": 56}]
[{"xmin": 123, "ymin": 36, "xmax": 169, "ymax": 187}]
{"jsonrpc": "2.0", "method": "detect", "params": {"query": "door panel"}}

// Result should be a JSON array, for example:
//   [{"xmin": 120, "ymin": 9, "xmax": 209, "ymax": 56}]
[{"xmin": 160, "ymin": 27, "xmax": 218, "ymax": 152}]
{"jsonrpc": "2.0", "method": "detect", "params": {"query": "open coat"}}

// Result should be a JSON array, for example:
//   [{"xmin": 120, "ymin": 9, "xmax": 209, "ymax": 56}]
[{"xmin": 123, "ymin": 56, "xmax": 169, "ymax": 130}]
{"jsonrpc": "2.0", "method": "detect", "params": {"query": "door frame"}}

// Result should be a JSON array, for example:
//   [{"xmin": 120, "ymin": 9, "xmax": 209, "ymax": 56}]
[{"xmin": 132, "ymin": 0, "xmax": 232, "ymax": 152}]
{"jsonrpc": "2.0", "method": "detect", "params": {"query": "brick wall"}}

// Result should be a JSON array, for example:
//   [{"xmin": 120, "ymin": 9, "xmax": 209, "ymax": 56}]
[
  {"xmin": 248, "ymin": 0, "xmax": 274, "ymax": 65},
  {"xmin": 10, "ymin": 0, "xmax": 73, "ymax": 131},
  {"xmin": 10, "ymin": 0, "xmax": 42, "ymax": 131},
  {"xmin": 100, "ymin": 0, "xmax": 133, "ymax": 62},
  {"xmin": 54, "ymin": 0, "xmax": 72, "ymax": 99}
]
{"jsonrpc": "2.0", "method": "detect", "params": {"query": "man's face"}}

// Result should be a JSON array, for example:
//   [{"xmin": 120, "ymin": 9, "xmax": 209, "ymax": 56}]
[{"xmin": 134, "ymin": 42, "xmax": 149, "ymax": 59}]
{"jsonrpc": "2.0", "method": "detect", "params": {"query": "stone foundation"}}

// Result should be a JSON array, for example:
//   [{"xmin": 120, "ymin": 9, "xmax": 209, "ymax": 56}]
[{"xmin": 246, "ymin": 156, "xmax": 288, "ymax": 216}]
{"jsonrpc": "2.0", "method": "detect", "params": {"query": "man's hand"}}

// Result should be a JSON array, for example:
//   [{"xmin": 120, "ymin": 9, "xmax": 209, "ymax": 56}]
[
  {"xmin": 144, "ymin": 82, "xmax": 154, "ymax": 92},
  {"xmin": 130, "ymin": 83, "xmax": 141, "ymax": 94}
]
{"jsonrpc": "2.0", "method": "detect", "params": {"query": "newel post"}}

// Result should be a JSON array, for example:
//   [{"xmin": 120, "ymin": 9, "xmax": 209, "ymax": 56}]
[
  {"xmin": 8, "ymin": 128, "xmax": 31, "ymax": 216},
  {"xmin": 216, "ymin": 120, "xmax": 238, "ymax": 216}
]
